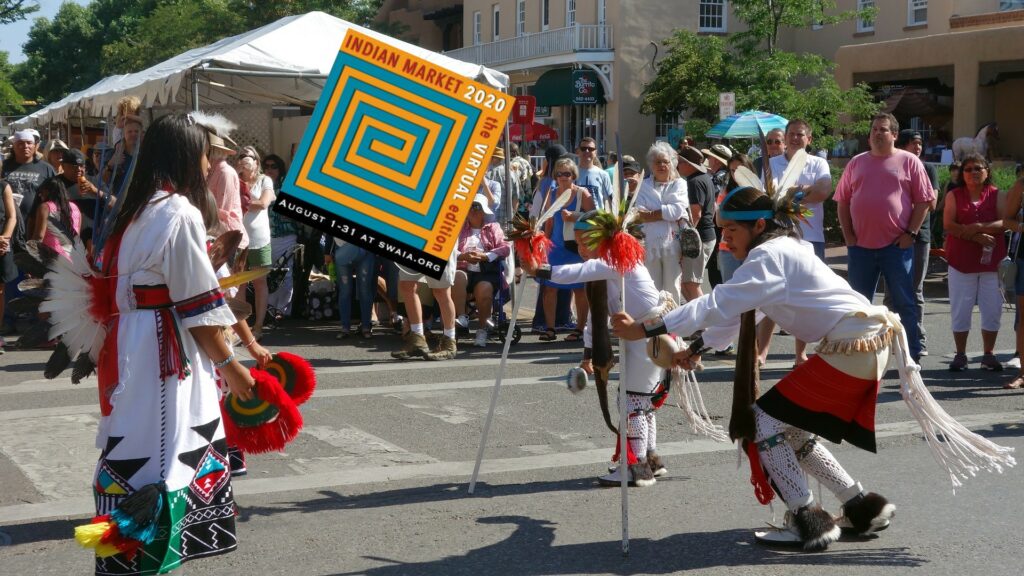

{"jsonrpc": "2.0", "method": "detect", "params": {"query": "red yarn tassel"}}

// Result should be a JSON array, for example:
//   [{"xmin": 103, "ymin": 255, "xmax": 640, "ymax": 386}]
[
  {"xmin": 155, "ymin": 309, "xmax": 188, "ymax": 381},
  {"xmin": 220, "ymin": 369, "xmax": 303, "ymax": 454},
  {"xmin": 599, "ymin": 231, "xmax": 645, "ymax": 275},
  {"xmin": 275, "ymin": 352, "xmax": 316, "ymax": 405},
  {"xmin": 745, "ymin": 440, "xmax": 775, "ymax": 505},
  {"xmin": 610, "ymin": 435, "xmax": 639, "ymax": 466},
  {"xmin": 514, "ymin": 233, "xmax": 553, "ymax": 270}
]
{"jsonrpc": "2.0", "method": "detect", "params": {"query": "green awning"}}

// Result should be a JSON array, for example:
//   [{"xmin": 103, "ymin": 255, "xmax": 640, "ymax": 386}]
[{"xmin": 528, "ymin": 68, "xmax": 605, "ymax": 107}]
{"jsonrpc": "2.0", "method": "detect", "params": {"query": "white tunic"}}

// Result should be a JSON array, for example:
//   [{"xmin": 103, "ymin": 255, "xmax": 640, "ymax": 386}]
[
  {"xmin": 95, "ymin": 191, "xmax": 239, "ymax": 572},
  {"xmin": 634, "ymin": 177, "xmax": 689, "ymax": 258},
  {"xmin": 551, "ymin": 259, "xmax": 662, "ymax": 393},
  {"xmin": 663, "ymin": 236, "xmax": 872, "ymax": 351}
]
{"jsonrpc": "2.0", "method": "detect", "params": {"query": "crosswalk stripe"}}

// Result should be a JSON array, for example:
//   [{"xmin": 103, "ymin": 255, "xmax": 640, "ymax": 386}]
[{"xmin": 0, "ymin": 410, "xmax": 1018, "ymax": 525}]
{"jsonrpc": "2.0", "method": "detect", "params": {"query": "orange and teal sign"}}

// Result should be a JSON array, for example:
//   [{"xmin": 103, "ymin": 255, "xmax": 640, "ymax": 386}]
[{"xmin": 278, "ymin": 29, "xmax": 512, "ymax": 278}]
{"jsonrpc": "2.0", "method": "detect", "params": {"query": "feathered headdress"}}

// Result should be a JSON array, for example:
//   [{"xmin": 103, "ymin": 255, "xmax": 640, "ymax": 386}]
[
  {"xmin": 727, "ymin": 127, "xmax": 813, "ymax": 229},
  {"xmin": 507, "ymin": 182, "xmax": 575, "ymax": 269},
  {"xmin": 574, "ymin": 164, "xmax": 646, "ymax": 275},
  {"xmin": 187, "ymin": 111, "xmax": 238, "ymax": 152}
]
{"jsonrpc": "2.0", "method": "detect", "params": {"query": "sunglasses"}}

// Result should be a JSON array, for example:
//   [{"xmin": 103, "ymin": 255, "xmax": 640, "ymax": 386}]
[
  {"xmin": 578, "ymin": 146, "xmax": 596, "ymax": 152},
  {"xmin": 766, "ymin": 139, "xmax": 784, "ymax": 145},
  {"xmin": 470, "ymin": 203, "xmax": 484, "ymax": 211},
  {"xmin": 263, "ymin": 164, "xmax": 278, "ymax": 170},
  {"xmin": 963, "ymin": 166, "xmax": 986, "ymax": 173},
  {"xmin": 554, "ymin": 171, "xmax": 574, "ymax": 178}
]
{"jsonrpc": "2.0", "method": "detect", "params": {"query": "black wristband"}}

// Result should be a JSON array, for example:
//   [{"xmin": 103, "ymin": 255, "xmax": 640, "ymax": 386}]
[
  {"xmin": 687, "ymin": 336, "xmax": 705, "ymax": 356},
  {"xmin": 642, "ymin": 316, "xmax": 668, "ymax": 337},
  {"xmin": 904, "ymin": 229, "xmax": 919, "ymax": 240},
  {"xmin": 582, "ymin": 347, "xmax": 592, "ymax": 361},
  {"xmin": 535, "ymin": 264, "xmax": 552, "ymax": 280}
]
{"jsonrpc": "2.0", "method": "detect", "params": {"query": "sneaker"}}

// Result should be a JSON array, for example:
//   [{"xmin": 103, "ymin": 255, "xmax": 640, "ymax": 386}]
[
  {"xmin": 980, "ymin": 353, "xmax": 1003, "ymax": 371},
  {"xmin": 949, "ymin": 353, "xmax": 968, "ymax": 372},
  {"xmin": 455, "ymin": 314, "xmax": 470, "ymax": 329},
  {"xmin": 474, "ymin": 329, "xmax": 488, "ymax": 348},
  {"xmin": 391, "ymin": 332, "xmax": 431, "ymax": 360},
  {"xmin": 755, "ymin": 505, "xmax": 841, "ymax": 551},
  {"xmin": 835, "ymin": 492, "xmax": 895, "ymax": 536},
  {"xmin": 1007, "ymin": 354, "xmax": 1021, "ymax": 370},
  {"xmin": 427, "ymin": 334, "xmax": 458, "ymax": 361},
  {"xmin": 918, "ymin": 344, "xmax": 929, "ymax": 357}
]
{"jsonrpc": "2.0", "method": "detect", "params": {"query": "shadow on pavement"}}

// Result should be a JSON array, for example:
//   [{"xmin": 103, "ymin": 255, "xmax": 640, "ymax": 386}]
[{"xmin": 323, "ymin": 514, "xmax": 926, "ymax": 576}]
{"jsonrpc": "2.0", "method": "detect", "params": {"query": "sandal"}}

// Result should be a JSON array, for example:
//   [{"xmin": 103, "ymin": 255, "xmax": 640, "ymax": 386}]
[
  {"xmin": 1003, "ymin": 375, "xmax": 1024, "ymax": 390},
  {"xmin": 565, "ymin": 329, "xmax": 583, "ymax": 342},
  {"xmin": 538, "ymin": 329, "xmax": 557, "ymax": 342}
]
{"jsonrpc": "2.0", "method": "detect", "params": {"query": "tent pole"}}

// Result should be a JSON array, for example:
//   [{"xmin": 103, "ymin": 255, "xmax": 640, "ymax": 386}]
[{"xmin": 191, "ymin": 69, "xmax": 200, "ymax": 112}]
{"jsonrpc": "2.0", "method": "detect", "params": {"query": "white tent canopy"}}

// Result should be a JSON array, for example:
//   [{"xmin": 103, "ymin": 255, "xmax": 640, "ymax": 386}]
[{"xmin": 13, "ymin": 11, "xmax": 509, "ymax": 127}]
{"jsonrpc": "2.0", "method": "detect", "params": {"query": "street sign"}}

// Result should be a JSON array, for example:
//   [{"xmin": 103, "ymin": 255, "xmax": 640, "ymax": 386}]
[
  {"xmin": 512, "ymin": 95, "xmax": 536, "ymax": 124},
  {"xmin": 719, "ymin": 92, "xmax": 735, "ymax": 120}
]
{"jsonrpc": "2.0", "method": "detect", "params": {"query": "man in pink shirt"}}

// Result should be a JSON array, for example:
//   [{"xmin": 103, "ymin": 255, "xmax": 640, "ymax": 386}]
[
  {"xmin": 835, "ymin": 113, "xmax": 934, "ymax": 360},
  {"xmin": 206, "ymin": 130, "xmax": 249, "ymax": 253}
]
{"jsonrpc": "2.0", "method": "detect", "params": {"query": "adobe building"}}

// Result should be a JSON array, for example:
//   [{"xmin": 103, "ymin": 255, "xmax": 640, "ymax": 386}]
[{"xmin": 377, "ymin": 0, "xmax": 1024, "ymax": 161}]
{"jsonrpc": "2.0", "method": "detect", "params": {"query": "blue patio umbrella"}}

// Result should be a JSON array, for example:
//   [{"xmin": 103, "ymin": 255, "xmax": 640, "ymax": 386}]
[{"xmin": 705, "ymin": 110, "xmax": 789, "ymax": 139}]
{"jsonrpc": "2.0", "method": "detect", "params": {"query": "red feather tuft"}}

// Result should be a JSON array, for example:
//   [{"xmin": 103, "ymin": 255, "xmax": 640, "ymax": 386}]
[
  {"xmin": 220, "ymin": 369, "xmax": 303, "ymax": 454},
  {"xmin": 599, "ymin": 231, "xmax": 645, "ymax": 275},
  {"xmin": 274, "ymin": 352, "xmax": 316, "ymax": 405},
  {"xmin": 746, "ymin": 440, "xmax": 775, "ymax": 505},
  {"xmin": 515, "ymin": 233, "xmax": 553, "ymax": 269}
]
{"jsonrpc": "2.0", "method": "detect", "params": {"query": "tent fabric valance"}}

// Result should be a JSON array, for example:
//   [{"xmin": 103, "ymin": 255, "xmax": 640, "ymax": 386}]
[{"xmin": 14, "ymin": 11, "xmax": 509, "ymax": 127}]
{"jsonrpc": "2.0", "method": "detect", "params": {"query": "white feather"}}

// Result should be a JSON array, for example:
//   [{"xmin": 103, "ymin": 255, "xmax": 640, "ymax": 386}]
[
  {"xmin": 40, "ymin": 238, "xmax": 106, "ymax": 359},
  {"xmin": 773, "ymin": 148, "xmax": 808, "ymax": 199},
  {"xmin": 608, "ymin": 164, "xmax": 621, "ymax": 219},
  {"xmin": 188, "ymin": 110, "xmax": 237, "ymax": 138},
  {"xmin": 732, "ymin": 166, "xmax": 763, "ymax": 192},
  {"xmin": 535, "ymin": 188, "xmax": 575, "ymax": 231}
]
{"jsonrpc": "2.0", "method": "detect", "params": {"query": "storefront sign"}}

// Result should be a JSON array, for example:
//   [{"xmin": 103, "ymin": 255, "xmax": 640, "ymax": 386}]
[{"xmin": 572, "ymin": 70, "xmax": 600, "ymax": 105}]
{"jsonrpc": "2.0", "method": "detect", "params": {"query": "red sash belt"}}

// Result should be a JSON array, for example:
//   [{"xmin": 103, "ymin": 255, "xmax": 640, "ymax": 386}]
[{"xmin": 95, "ymin": 233, "xmax": 190, "ymax": 417}]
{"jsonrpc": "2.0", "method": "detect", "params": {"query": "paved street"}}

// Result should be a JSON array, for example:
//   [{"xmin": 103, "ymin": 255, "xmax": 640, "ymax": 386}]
[{"xmin": 1, "ymin": 254, "xmax": 1023, "ymax": 575}]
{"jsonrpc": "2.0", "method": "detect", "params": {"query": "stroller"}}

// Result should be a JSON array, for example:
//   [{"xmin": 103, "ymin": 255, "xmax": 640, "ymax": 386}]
[{"xmin": 247, "ymin": 243, "xmax": 304, "ymax": 327}]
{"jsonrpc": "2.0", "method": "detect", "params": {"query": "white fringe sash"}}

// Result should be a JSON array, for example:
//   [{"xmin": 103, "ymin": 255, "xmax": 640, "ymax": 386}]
[
  {"xmin": 878, "ymin": 309, "xmax": 1015, "ymax": 489},
  {"xmin": 671, "ymin": 367, "xmax": 730, "ymax": 443}
]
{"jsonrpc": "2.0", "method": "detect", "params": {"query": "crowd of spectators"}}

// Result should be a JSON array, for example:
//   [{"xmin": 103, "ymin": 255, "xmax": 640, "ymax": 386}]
[{"xmin": 2, "ymin": 112, "xmax": 1024, "ymax": 388}]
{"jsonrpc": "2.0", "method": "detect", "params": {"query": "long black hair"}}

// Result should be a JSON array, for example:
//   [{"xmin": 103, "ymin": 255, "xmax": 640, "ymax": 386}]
[
  {"xmin": 109, "ymin": 113, "xmax": 216, "ymax": 238},
  {"xmin": 35, "ymin": 176, "xmax": 78, "ymax": 239},
  {"xmin": 719, "ymin": 186, "xmax": 800, "ymax": 251}
]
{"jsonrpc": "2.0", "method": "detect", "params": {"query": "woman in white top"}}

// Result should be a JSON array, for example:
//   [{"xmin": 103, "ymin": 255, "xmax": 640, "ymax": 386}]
[
  {"xmin": 634, "ymin": 142, "xmax": 689, "ymax": 305},
  {"xmin": 238, "ymin": 146, "xmax": 276, "ymax": 339}
]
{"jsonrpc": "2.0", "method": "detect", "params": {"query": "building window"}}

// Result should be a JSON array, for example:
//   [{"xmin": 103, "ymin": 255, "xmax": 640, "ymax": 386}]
[
  {"xmin": 598, "ymin": 0, "xmax": 606, "ymax": 25},
  {"xmin": 473, "ymin": 11, "xmax": 481, "ymax": 45},
  {"xmin": 908, "ymin": 0, "xmax": 926, "ymax": 25},
  {"xmin": 698, "ymin": 0, "xmax": 727, "ymax": 33},
  {"xmin": 493, "ymin": 4, "xmax": 500, "ymax": 41},
  {"xmin": 857, "ymin": 0, "xmax": 875, "ymax": 32},
  {"xmin": 1000, "ymin": 1, "xmax": 1024, "ymax": 10},
  {"xmin": 567, "ymin": 0, "xmax": 576, "ymax": 27},
  {"xmin": 517, "ymin": 0, "xmax": 526, "ymax": 36},
  {"xmin": 655, "ymin": 113, "xmax": 685, "ymax": 145},
  {"xmin": 541, "ymin": 0, "xmax": 550, "ymax": 31}
]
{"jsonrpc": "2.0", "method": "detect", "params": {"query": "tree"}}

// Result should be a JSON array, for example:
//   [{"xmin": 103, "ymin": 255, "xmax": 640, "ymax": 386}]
[
  {"xmin": 642, "ymin": 1, "xmax": 881, "ymax": 152},
  {"xmin": 0, "ymin": 0, "xmax": 36, "ymax": 25},
  {"xmin": 0, "ymin": 51, "xmax": 24, "ymax": 114},
  {"xmin": 730, "ymin": 0, "xmax": 875, "ymax": 56},
  {"xmin": 14, "ymin": 2, "xmax": 100, "ymax": 104}
]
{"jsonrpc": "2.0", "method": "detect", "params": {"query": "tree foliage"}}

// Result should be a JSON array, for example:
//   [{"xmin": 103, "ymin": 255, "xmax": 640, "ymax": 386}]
[
  {"xmin": 0, "ymin": 0, "xmax": 36, "ymax": 25},
  {"xmin": 12, "ymin": 0, "xmax": 386, "ymax": 105},
  {"xmin": 641, "ymin": 0, "xmax": 880, "ymax": 151}
]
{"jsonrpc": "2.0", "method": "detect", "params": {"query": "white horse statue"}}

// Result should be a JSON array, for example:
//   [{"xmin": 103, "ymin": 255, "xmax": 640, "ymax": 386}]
[{"xmin": 952, "ymin": 123, "xmax": 999, "ymax": 161}]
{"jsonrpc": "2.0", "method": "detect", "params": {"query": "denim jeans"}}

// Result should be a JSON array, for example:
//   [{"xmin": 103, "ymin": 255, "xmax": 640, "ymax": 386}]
[
  {"xmin": 882, "ymin": 238, "xmax": 929, "ymax": 348},
  {"xmin": 847, "ymin": 244, "xmax": 921, "ymax": 358},
  {"xmin": 334, "ymin": 243, "xmax": 374, "ymax": 330},
  {"xmin": 717, "ymin": 250, "xmax": 743, "ymax": 283}
]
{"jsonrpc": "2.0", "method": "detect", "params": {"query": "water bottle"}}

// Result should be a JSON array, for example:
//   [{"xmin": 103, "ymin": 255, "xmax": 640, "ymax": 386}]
[{"xmin": 981, "ymin": 244, "xmax": 994, "ymax": 265}]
